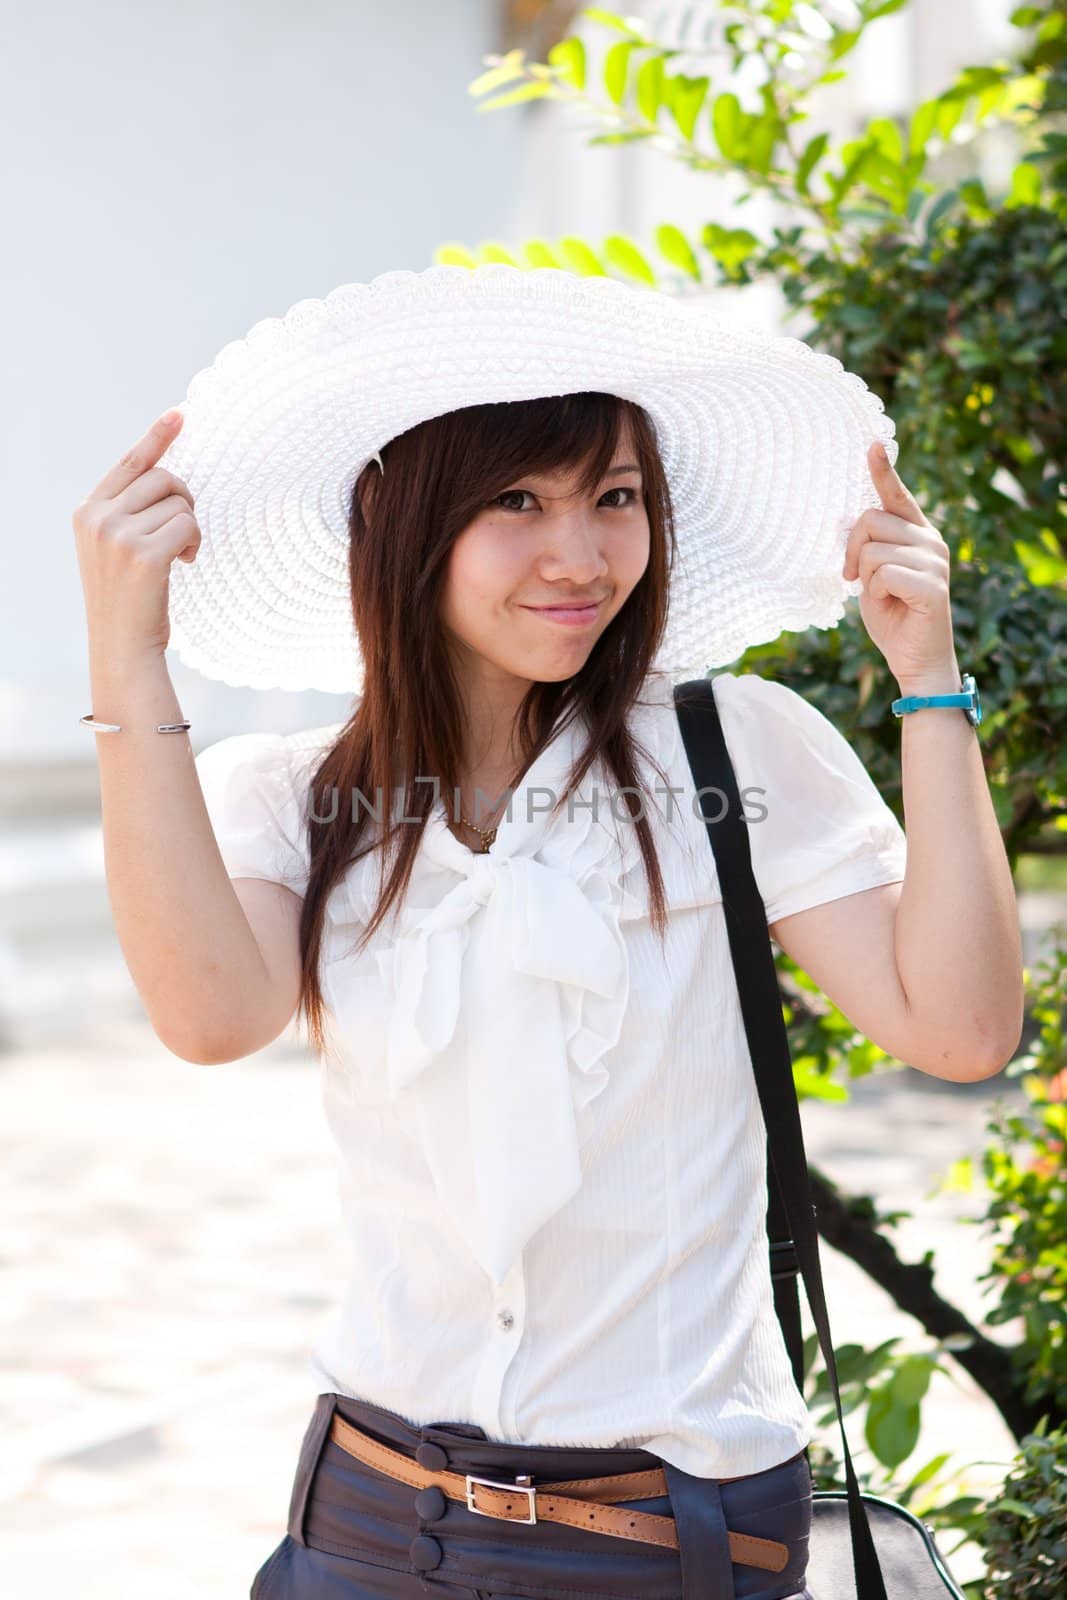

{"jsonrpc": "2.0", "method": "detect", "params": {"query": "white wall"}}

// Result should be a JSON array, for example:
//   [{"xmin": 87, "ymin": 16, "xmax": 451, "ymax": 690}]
[{"xmin": 3, "ymin": 0, "xmax": 519, "ymax": 759}]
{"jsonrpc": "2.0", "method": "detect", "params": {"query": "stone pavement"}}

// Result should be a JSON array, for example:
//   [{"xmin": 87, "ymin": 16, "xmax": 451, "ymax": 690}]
[{"xmin": 0, "ymin": 1005, "xmax": 1027, "ymax": 1598}]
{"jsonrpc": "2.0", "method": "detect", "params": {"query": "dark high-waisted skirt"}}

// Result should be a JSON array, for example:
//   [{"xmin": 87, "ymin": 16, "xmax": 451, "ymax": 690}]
[{"xmin": 250, "ymin": 1391, "xmax": 814, "ymax": 1600}]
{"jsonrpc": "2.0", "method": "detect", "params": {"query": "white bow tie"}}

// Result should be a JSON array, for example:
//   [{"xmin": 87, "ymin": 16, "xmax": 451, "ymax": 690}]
[{"xmin": 369, "ymin": 702, "xmax": 645, "ymax": 1284}]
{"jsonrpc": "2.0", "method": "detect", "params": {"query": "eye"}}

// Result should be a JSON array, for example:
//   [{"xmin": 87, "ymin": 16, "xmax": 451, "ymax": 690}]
[
  {"xmin": 493, "ymin": 489, "xmax": 535, "ymax": 512},
  {"xmin": 491, "ymin": 486, "xmax": 640, "ymax": 512}
]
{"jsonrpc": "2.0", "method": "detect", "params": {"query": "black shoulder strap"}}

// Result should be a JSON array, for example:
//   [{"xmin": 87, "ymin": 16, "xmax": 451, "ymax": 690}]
[{"xmin": 673, "ymin": 675, "xmax": 890, "ymax": 1600}]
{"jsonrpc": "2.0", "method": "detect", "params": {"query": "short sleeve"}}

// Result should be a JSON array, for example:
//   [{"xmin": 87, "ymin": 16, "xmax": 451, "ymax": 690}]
[
  {"xmin": 195, "ymin": 732, "xmax": 310, "ymax": 896},
  {"xmin": 712, "ymin": 671, "xmax": 907, "ymax": 926}
]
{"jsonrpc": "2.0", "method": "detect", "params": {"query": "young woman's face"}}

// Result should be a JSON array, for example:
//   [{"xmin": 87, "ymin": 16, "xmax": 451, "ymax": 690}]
[{"xmin": 440, "ymin": 427, "xmax": 651, "ymax": 691}]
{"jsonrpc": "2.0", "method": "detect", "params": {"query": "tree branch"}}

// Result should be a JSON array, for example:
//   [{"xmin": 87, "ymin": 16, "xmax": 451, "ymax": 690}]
[{"xmin": 808, "ymin": 1165, "xmax": 1061, "ymax": 1440}]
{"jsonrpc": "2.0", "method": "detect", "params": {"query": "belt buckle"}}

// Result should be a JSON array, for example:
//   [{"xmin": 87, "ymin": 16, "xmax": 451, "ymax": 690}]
[{"xmin": 465, "ymin": 1472, "xmax": 537, "ymax": 1525}]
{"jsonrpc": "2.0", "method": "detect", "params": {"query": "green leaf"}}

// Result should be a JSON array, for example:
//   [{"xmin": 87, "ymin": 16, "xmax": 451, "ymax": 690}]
[
  {"xmin": 792, "ymin": 1059, "xmax": 849, "ymax": 1102},
  {"xmin": 893, "ymin": 1355, "xmax": 935, "ymax": 1407},
  {"xmin": 477, "ymin": 80, "xmax": 554, "ymax": 112},
  {"xmin": 547, "ymin": 36, "xmax": 586, "ymax": 91},
  {"xmin": 747, "ymin": 116, "xmax": 778, "ymax": 176},
  {"xmin": 667, "ymin": 73, "xmax": 709, "ymax": 143},
  {"xmin": 712, "ymin": 92, "xmax": 742, "ymax": 160},
  {"xmin": 522, "ymin": 239, "xmax": 563, "ymax": 269},
  {"xmin": 997, "ymin": 1497, "xmax": 1038, "ymax": 1518},
  {"xmin": 941, "ymin": 1157, "xmax": 975, "ymax": 1194},
  {"xmin": 796, "ymin": 131, "xmax": 829, "ymax": 194},
  {"xmin": 477, "ymin": 242, "xmax": 523, "ymax": 266},
  {"xmin": 602, "ymin": 234, "xmax": 657, "ymax": 284},
  {"xmin": 908, "ymin": 98, "xmax": 941, "ymax": 156},
  {"xmin": 655, "ymin": 224, "xmax": 701, "ymax": 280},
  {"xmin": 580, "ymin": 6, "xmax": 648, "ymax": 37},
  {"xmin": 902, "ymin": 1451, "xmax": 954, "ymax": 1492},
  {"xmin": 829, "ymin": 143, "xmax": 879, "ymax": 204},
  {"xmin": 866, "ymin": 1382, "xmax": 921, "ymax": 1469},
  {"xmin": 433, "ymin": 244, "xmax": 478, "ymax": 268},
  {"xmin": 701, "ymin": 223, "xmax": 761, "ymax": 272},
  {"xmin": 587, "ymin": 129, "xmax": 659, "ymax": 145},
  {"xmin": 1013, "ymin": 539, "xmax": 1067, "ymax": 586},
  {"xmin": 469, "ymin": 50, "xmax": 527, "ymax": 98},
  {"xmin": 1008, "ymin": 161, "xmax": 1042, "ymax": 206},
  {"xmin": 603, "ymin": 39, "xmax": 639, "ymax": 106},
  {"xmin": 936, "ymin": 95, "xmax": 966, "ymax": 140},
  {"xmin": 635, "ymin": 54, "xmax": 665, "ymax": 122},
  {"xmin": 827, "ymin": 29, "xmax": 860, "ymax": 64},
  {"xmin": 923, "ymin": 187, "xmax": 961, "ymax": 237},
  {"xmin": 558, "ymin": 237, "xmax": 608, "ymax": 276},
  {"xmin": 867, "ymin": 116, "xmax": 904, "ymax": 164}
]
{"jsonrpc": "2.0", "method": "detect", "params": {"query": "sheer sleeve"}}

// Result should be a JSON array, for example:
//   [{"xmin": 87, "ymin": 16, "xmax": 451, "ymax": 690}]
[
  {"xmin": 712, "ymin": 670, "xmax": 908, "ymax": 926},
  {"xmin": 194, "ymin": 732, "xmax": 310, "ymax": 896}
]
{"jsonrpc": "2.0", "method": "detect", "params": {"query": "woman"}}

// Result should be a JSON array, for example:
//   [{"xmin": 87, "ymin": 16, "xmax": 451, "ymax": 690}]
[{"xmin": 73, "ymin": 264, "xmax": 1023, "ymax": 1600}]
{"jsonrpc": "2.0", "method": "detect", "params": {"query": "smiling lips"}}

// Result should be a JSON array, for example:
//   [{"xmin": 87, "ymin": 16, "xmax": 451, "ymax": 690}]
[{"xmin": 521, "ymin": 600, "xmax": 603, "ymax": 627}]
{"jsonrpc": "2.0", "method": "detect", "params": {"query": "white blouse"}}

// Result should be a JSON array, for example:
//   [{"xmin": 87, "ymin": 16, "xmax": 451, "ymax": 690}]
[{"xmin": 194, "ymin": 668, "xmax": 908, "ymax": 1477}]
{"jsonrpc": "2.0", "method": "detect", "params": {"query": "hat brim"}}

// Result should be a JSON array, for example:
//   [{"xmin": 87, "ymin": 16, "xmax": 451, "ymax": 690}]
[{"xmin": 161, "ymin": 263, "xmax": 892, "ymax": 693}]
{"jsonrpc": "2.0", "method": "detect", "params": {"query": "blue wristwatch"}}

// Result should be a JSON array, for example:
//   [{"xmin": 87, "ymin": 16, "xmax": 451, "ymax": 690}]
[{"xmin": 891, "ymin": 671, "xmax": 982, "ymax": 728}]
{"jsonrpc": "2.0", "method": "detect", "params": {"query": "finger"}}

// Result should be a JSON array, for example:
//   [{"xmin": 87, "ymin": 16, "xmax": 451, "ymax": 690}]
[
  {"xmin": 117, "ymin": 466, "xmax": 195, "ymax": 517},
  {"xmin": 868, "ymin": 440, "xmax": 926, "ymax": 528},
  {"xmin": 126, "ymin": 493, "xmax": 199, "ymax": 542},
  {"xmin": 843, "ymin": 509, "xmax": 933, "ymax": 581},
  {"xmin": 89, "ymin": 409, "xmax": 184, "ymax": 505},
  {"xmin": 153, "ymin": 508, "xmax": 202, "ymax": 567},
  {"xmin": 857, "ymin": 540, "xmax": 948, "ymax": 580},
  {"xmin": 864, "ymin": 561, "xmax": 947, "ymax": 607},
  {"xmin": 130, "ymin": 500, "xmax": 201, "ymax": 564}
]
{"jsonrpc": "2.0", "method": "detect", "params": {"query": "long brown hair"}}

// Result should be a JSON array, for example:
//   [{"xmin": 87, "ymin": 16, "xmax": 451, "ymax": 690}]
[{"xmin": 295, "ymin": 391, "xmax": 679, "ymax": 1061}]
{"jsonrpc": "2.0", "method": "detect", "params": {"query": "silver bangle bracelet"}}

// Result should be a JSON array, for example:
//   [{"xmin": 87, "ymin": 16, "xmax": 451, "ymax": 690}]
[{"xmin": 79, "ymin": 713, "xmax": 192, "ymax": 734}]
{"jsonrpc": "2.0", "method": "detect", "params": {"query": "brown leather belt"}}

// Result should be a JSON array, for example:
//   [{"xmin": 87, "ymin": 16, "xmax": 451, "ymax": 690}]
[{"xmin": 327, "ymin": 1412, "xmax": 790, "ymax": 1574}]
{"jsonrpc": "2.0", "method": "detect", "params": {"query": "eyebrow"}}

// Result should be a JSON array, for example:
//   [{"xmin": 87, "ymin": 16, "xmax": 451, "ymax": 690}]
[{"xmin": 509, "ymin": 463, "xmax": 643, "ymax": 494}]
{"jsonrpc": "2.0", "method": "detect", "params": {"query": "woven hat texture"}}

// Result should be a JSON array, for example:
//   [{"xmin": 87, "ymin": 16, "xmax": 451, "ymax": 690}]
[{"xmin": 160, "ymin": 262, "xmax": 897, "ymax": 694}]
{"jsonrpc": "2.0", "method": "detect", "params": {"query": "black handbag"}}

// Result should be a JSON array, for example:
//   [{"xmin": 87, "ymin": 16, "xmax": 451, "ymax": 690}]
[{"xmin": 674, "ymin": 676, "xmax": 966, "ymax": 1600}]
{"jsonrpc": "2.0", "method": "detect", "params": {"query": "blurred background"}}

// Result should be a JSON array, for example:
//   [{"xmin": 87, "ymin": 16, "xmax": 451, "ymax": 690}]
[{"xmin": 2, "ymin": 1, "xmax": 1063, "ymax": 1596}]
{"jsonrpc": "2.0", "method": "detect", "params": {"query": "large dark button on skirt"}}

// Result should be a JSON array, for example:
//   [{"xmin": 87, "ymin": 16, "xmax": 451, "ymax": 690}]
[
  {"xmin": 414, "ymin": 1485, "xmax": 447, "ymax": 1521},
  {"xmin": 415, "ymin": 1442, "xmax": 449, "ymax": 1471},
  {"xmin": 409, "ymin": 1534, "xmax": 443, "ymax": 1571}
]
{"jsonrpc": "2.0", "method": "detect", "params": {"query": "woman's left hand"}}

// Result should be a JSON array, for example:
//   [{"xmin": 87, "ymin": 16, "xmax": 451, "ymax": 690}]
[{"xmin": 842, "ymin": 442, "xmax": 960, "ymax": 690}]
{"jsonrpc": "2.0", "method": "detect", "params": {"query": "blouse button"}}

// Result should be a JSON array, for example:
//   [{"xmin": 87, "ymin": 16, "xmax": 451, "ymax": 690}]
[
  {"xmin": 409, "ymin": 1534, "xmax": 443, "ymax": 1571},
  {"xmin": 414, "ymin": 1485, "xmax": 447, "ymax": 1521},
  {"xmin": 497, "ymin": 1308, "xmax": 515, "ymax": 1330}
]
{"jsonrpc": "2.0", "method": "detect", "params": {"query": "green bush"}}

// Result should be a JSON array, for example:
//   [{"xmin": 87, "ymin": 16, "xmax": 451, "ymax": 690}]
[{"xmin": 980, "ymin": 1421, "xmax": 1067, "ymax": 1600}]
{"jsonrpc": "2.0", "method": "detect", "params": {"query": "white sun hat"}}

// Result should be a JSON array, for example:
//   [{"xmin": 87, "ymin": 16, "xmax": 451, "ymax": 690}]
[{"xmin": 159, "ymin": 261, "xmax": 896, "ymax": 694}]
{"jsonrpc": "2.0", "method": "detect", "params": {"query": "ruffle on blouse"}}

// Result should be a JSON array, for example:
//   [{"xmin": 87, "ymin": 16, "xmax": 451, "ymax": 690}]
[{"xmin": 321, "ymin": 681, "xmax": 671, "ymax": 1287}]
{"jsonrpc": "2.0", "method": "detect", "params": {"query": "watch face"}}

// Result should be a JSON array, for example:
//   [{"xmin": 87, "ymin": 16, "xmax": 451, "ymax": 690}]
[{"xmin": 963, "ymin": 673, "xmax": 982, "ymax": 726}]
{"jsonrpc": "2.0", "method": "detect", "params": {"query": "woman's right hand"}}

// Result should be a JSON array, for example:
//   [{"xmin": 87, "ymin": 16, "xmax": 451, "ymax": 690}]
[{"xmin": 73, "ymin": 409, "xmax": 201, "ymax": 668}]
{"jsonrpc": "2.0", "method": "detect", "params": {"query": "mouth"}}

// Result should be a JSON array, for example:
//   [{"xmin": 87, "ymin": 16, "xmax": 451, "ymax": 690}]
[{"xmin": 520, "ymin": 601, "xmax": 604, "ymax": 627}]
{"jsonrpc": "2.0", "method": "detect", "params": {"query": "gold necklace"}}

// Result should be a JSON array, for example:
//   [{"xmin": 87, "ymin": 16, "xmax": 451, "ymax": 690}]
[{"xmin": 458, "ymin": 813, "xmax": 498, "ymax": 853}]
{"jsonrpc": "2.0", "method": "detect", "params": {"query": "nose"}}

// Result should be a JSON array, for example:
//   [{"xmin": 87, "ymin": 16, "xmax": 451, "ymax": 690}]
[{"xmin": 536, "ymin": 510, "xmax": 610, "ymax": 582}]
